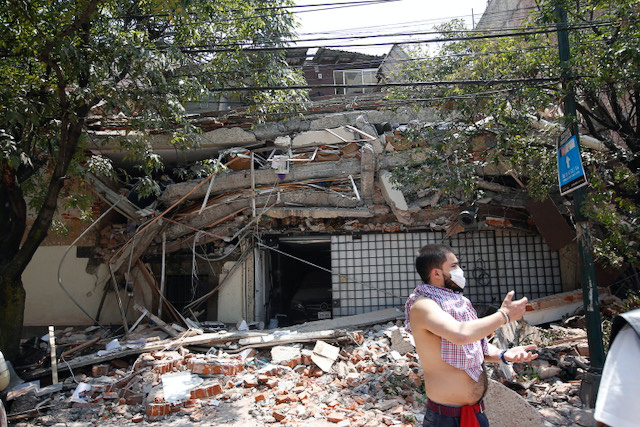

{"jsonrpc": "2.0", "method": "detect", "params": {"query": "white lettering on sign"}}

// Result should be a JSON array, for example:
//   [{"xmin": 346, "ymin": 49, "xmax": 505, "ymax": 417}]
[{"xmin": 560, "ymin": 139, "xmax": 575, "ymax": 156}]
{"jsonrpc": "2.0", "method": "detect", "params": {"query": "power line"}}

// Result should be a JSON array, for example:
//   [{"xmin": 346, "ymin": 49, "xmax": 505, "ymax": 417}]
[
  {"xmin": 169, "ymin": 34, "xmax": 620, "ymax": 79},
  {"xmin": 176, "ymin": 21, "xmax": 564, "ymax": 47},
  {"xmin": 112, "ymin": 0, "xmax": 401, "ymax": 24},
  {"xmin": 189, "ymin": 83, "xmax": 555, "ymax": 109},
  {"xmin": 200, "ymin": 77, "xmax": 560, "ymax": 93},
  {"xmin": 158, "ymin": 10, "xmax": 592, "ymax": 48},
  {"xmin": 174, "ymin": 44, "xmax": 558, "ymax": 79},
  {"xmin": 177, "ymin": 20, "xmax": 620, "ymax": 53}
]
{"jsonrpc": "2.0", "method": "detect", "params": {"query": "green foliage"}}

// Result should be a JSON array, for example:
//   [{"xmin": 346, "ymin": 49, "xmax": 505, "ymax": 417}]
[
  {"xmin": 173, "ymin": 158, "xmax": 227, "ymax": 180},
  {"xmin": 388, "ymin": 0, "xmax": 640, "ymax": 266},
  {"xmin": 601, "ymin": 291, "xmax": 640, "ymax": 353},
  {"xmin": 389, "ymin": 123, "xmax": 483, "ymax": 205},
  {"xmin": 0, "ymin": 0, "xmax": 306, "ymax": 243}
]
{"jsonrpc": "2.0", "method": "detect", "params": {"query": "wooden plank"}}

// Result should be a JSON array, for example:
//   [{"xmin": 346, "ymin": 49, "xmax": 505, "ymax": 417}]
[
  {"xmin": 134, "ymin": 303, "xmax": 179, "ymax": 338},
  {"xmin": 60, "ymin": 337, "xmax": 101, "ymax": 359},
  {"xmin": 89, "ymin": 174, "xmax": 143, "ymax": 223}
]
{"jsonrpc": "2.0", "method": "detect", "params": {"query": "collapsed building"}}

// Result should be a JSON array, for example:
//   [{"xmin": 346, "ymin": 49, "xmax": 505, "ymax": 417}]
[{"xmin": 20, "ymin": 101, "xmax": 622, "ymax": 334}]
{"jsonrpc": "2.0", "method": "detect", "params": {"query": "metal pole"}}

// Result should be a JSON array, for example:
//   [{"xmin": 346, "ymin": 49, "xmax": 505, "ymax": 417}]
[
  {"xmin": 555, "ymin": 3, "xmax": 605, "ymax": 407},
  {"xmin": 555, "ymin": 1, "xmax": 605, "ymax": 369}
]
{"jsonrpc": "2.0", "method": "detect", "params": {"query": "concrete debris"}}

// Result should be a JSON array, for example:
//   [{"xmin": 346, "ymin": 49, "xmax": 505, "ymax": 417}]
[
  {"xmin": 5, "ymin": 309, "xmax": 618, "ymax": 426},
  {"xmin": 310, "ymin": 341, "xmax": 339, "ymax": 373},
  {"xmin": 523, "ymin": 287, "xmax": 612, "ymax": 325}
]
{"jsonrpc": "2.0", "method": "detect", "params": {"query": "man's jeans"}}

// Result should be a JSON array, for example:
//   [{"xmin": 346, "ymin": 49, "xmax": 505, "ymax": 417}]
[{"xmin": 422, "ymin": 404, "xmax": 490, "ymax": 426}]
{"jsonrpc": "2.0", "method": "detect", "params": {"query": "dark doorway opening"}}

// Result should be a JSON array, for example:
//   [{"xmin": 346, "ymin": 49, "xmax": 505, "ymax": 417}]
[
  {"xmin": 165, "ymin": 275, "xmax": 209, "ymax": 318},
  {"xmin": 267, "ymin": 238, "xmax": 332, "ymax": 326}
]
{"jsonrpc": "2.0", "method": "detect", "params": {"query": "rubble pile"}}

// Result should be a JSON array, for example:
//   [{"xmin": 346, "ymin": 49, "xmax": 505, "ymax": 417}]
[
  {"xmin": 3, "ymin": 310, "xmax": 628, "ymax": 427},
  {"xmin": 4, "ymin": 324, "xmax": 426, "ymax": 426},
  {"xmin": 488, "ymin": 322, "xmax": 596, "ymax": 427}
]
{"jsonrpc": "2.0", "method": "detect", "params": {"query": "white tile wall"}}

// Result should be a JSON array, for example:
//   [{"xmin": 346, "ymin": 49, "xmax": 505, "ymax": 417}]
[{"xmin": 331, "ymin": 231, "xmax": 562, "ymax": 317}]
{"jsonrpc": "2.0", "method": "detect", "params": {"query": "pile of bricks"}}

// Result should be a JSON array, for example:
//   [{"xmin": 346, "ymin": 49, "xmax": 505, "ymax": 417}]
[{"xmin": 7, "ymin": 319, "xmax": 604, "ymax": 426}]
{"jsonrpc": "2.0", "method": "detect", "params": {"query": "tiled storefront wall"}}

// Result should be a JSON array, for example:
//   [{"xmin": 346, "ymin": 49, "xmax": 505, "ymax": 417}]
[{"xmin": 330, "ymin": 231, "xmax": 562, "ymax": 317}]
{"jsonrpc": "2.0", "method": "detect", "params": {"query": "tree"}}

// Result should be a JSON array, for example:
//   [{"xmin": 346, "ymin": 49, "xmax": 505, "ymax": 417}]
[
  {"xmin": 0, "ymin": 0, "xmax": 306, "ymax": 361},
  {"xmin": 388, "ymin": 0, "xmax": 639, "ymax": 268}
]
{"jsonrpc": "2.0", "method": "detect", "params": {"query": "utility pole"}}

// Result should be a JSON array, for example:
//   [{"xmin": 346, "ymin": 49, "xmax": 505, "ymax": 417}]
[{"xmin": 555, "ymin": 2, "xmax": 605, "ymax": 406}]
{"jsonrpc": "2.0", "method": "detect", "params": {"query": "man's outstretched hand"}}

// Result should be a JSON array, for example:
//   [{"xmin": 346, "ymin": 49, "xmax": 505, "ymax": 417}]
[
  {"xmin": 500, "ymin": 290, "xmax": 528, "ymax": 322},
  {"xmin": 504, "ymin": 345, "xmax": 538, "ymax": 363}
]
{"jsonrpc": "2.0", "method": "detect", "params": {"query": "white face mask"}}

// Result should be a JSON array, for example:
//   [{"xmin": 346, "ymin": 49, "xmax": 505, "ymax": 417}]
[{"xmin": 449, "ymin": 267, "xmax": 466, "ymax": 289}]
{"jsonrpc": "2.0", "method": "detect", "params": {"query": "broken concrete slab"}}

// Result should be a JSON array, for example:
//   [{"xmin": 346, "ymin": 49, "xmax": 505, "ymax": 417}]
[
  {"xmin": 196, "ymin": 127, "xmax": 256, "ymax": 147},
  {"xmin": 379, "ymin": 170, "xmax": 412, "ymax": 225},
  {"xmin": 484, "ymin": 379, "xmax": 543, "ymax": 426},
  {"xmin": 360, "ymin": 144, "xmax": 376, "ymax": 204},
  {"xmin": 289, "ymin": 308, "xmax": 402, "ymax": 333},
  {"xmin": 388, "ymin": 327, "xmax": 415, "ymax": 354},
  {"xmin": 251, "ymin": 115, "xmax": 311, "ymax": 141},
  {"xmin": 523, "ymin": 287, "xmax": 611, "ymax": 325},
  {"xmin": 164, "ymin": 189, "xmax": 361, "ymax": 242},
  {"xmin": 159, "ymin": 158, "xmax": 361, "ymax": 204},
  {"xmin": 236, "ymin": 329, "xmax": 356, "ymax": 350},
  {"xmin": 264, "ymin": 207, "xmax": 373, "ymax": 219},
  {"xmin": 270, "ymin": 346, "xmax": 301, "ymax": 365},
  {"xmin": 292, "ymin": 127, "xmax": 363, "ymax": 148},
  {"xmin": 310, "ymin": 341, "xmax": 340, "ymax": 373}
]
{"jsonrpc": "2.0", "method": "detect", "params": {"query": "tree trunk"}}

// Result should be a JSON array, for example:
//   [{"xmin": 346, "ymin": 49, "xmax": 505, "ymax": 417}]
[{"xmin": 0, "ymin": 270, "xmax": 25, "ymax": 363}]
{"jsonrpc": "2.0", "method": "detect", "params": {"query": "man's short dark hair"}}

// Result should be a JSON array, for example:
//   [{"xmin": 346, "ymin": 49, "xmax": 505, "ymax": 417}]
[{"xmin": 415, "ymin": 244, "xmax": 455, "ymax": 283}]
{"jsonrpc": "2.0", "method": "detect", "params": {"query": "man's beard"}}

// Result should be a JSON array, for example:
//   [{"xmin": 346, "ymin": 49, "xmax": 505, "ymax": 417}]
[{"xmin": 444, "ymin": 276, "xmax": 464, "ymax": 293}]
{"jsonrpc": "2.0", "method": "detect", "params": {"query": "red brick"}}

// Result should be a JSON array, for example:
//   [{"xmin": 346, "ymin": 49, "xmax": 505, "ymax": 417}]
[
  {"xmin": 408, "ymin": 372, "xmax": 422, "ymax": 388},
  {"xmin": 282, "ymin": 356, "xmax": 302, "ymax": 369},
  {"xmin": 327, "ymin": 412, "xmax": 346, "ymax": 423},
  {"xmin": 258, "ymin": 374, "xmax": 269, "ymax": 384},
  {"xmin": 273, "ymin": 410, "xmax": 287, "ymax": 422},
  {"xmin": 266, "ymin": 378, "xmax": 278, "ymax": 389},
  {"xmin": 310, "ymin": 367, "xmax": 324, "ymax": 377},
  {"xmin": 275, "ymin": 395, "xmax": 290, "ymax": 404},
  {"xmin": 146, "ymin": 403, "xmax": 169, "ymax": 420},
  {"xmin": 244, "ymin": 377, "xmax": 259, "ymax": 388},
  {"xmin": 288, "ymin": 394, "xmax": 300, "ymax": 402},
  {"xmin": 125, "ymin": 394, "xmax": 144, "ymax": 406},
  {"xmin": 190, "ymin": 359, "xmax": 244, "ymax": 376},
  {"xmin": 212, "ymin": 383, "xmax": 224, "ymax": 395},
  {"xmin": 169, "ymin": 402, "xmax": 183, "ymax": 414},
  {"xmin": 103, "ymin": 392, "xmax": 119, "ymax": 400},
  {"xmin": 132, "ymin": 415, "xmax": 144, "ymax": 423},
  {"xmin": 92, "ymin": 364, "xmax": 110, "ymax": 377},
  {"xmin": 255, "ymin": 393, "xmax": 267, "ymax": 402}
]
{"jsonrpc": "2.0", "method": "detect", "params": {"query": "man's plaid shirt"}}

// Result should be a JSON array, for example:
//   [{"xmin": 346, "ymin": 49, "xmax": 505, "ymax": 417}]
[{"xmin": 405, "ymin": 284, "xmax": 488, "ymax": 381}]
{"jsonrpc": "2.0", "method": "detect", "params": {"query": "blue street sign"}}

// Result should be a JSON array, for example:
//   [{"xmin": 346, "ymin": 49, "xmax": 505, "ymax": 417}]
[{"xmin": 557, "ymin": 134, "xmax": 587, "ymax": 196}]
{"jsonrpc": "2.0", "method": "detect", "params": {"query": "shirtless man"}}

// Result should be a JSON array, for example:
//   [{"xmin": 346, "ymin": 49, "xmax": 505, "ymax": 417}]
[{"xmin": 405, "ymin": 244, "xmax": 538, "ymax": 426}]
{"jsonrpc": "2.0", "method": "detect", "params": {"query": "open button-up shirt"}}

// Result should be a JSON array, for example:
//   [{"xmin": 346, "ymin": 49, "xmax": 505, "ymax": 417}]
[{"xmin": 405, "ymin": 284, "xmax": 488, "ymax": 382}]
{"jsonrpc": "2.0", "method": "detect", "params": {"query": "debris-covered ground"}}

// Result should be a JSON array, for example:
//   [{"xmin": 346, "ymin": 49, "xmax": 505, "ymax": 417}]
[{"xmin": 3, "ymin": 294, "xmax": 638, "ymax": 427}]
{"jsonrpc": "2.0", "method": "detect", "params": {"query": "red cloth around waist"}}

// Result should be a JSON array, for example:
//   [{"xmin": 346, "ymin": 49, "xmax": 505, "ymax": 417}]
[{"xmin": 426, "ymin": 399, "xmax": 485, "ymax": 427}]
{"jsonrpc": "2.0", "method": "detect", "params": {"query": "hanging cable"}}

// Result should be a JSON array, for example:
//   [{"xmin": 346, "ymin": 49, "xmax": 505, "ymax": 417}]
[
  {"xmin": 255, "ymin": 240, "xmax": 404, "ymax": 301},
  {"xmin": 57, "ymin": 199, "xmax": 123, "ymax": 326}
]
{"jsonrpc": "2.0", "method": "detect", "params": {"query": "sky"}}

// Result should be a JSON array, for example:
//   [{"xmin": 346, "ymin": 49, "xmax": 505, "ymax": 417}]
[{"xmin": 293, "ymin": 0, "xmax": 489, "ymax": 55}]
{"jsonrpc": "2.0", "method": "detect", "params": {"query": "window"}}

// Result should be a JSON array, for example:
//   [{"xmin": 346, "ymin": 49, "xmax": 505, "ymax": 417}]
[{"xmin": 333, "ymin": 68, "xmax": 378, "ymax": 94}]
